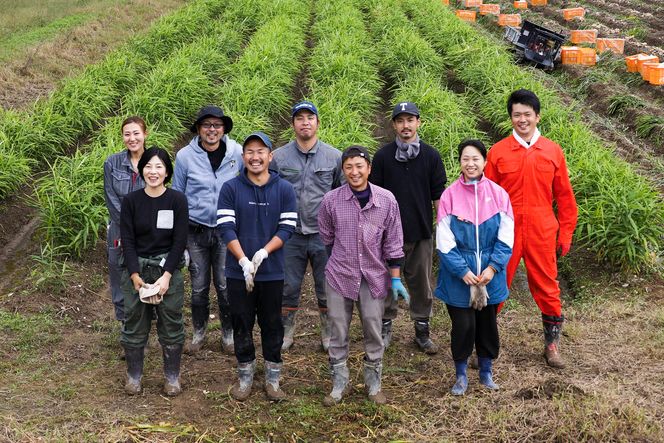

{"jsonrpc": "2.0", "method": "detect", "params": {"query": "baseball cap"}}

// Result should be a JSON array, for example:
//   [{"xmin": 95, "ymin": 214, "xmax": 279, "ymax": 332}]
[
  {"xmin": 190, "ymin": 105, "xmax": 233, "ymax": 134},
  {"xmin": 243, "ymin": 131, "xmax": 273, "ymax": 151},
  {"xmin": 391, "ymin": 101, "xmax": 420, "ymax": 120},
  {"xmin": 291, "ymin": 101, "xmax": 318, "ymax": 118},
  {"xmin": 341, "ymin": 145, "xmax": 371, "ymax": 164}
]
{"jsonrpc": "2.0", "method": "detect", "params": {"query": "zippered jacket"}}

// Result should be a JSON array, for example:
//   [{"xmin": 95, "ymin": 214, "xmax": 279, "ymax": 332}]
[
  {"xmin": 172, "ymin": 135, "xmax": 243, "ymax": 227},
  {"xmin": 217, "ymin": 169, "xmax": 297, "ymax": 281},
  {"xmin": 434, "ymin": 175, "xmax": 514, "ymax": 308}
]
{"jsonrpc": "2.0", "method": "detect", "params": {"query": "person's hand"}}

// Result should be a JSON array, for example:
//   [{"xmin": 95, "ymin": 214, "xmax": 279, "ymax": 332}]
[
  {"xmin": 391, "ymin": 277, "xmax": 410, "ymax": 304},
  {"xmin": 462, "ymin": 271, "xmax": 479, "ymax": 286},
  {"xmin": 251, "ymin": 248, "xmax": 269, "ymax": 276},
  {"xmin": 557, "ymin": 240, "xmax": 571, "ymax": 257},
  {"xmin": 470, "ymin": 285, "xmax": 489, "ymax": 310},
  {"xmin": 239, "ymin": 257, "xmax": 255, "ymax": 292},
  {"xmin": 478, "ymin": 267, "xmax": 495, "ymax": 286},
  {"xmin": 154, "ymin": 273, "xmax": 172, "ymax": 296},
  {"xmin": 130, "ymin": 273, "xmax": 146, "ymax": 292}
]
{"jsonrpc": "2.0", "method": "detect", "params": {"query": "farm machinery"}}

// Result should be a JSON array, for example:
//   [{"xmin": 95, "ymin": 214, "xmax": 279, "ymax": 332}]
[{"xmin": 504, "ymin": 20, "xmax": 567, "ymax": 69}]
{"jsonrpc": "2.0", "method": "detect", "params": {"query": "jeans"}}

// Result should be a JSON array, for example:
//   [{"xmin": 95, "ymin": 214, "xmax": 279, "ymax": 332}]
[
  {"xmin": 282, "ymin": 232, "xmax": 328, "ymax": 309},
  {"xmin": 107, "ymin": 220, "xmax": 124, "ymax": 321}
]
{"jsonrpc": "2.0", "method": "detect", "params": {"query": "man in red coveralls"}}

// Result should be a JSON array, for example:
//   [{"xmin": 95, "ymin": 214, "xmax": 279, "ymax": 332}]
[{"xmin": 484, "ymin": 89, "xmax": 577, "ymax": 369}]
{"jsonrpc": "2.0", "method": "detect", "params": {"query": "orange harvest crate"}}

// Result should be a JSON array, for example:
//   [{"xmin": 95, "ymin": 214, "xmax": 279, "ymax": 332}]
[
  {"xmin": 498, "ymin": 14, "xmax": 521, "ymax": 26},
  {"xmin": 596, "ymin": 38, "xmax": 625, "ymax": 54},
  {"xmin": 561, "ymin": 46, "xmax": 580, "ymax": 65},
  {"xmin": 580, "ymin": 47, "xmax": 597, "ymax": 65},
  {"xmin": 562, "ymin": 7, "xmax": 585, "ymax": 20},
  {"xmin": 456, "ymin": 9, "xmax": 477, "ymax": 22},
  {"xmin": 530, "ymin": 0, "xmax": 547, "ymax": 5},
  {"xmin": 641, "ymin": 62, "xmax": 660, "ymax": 81},
  {"xmin": 479, "ymin": 3, "xmax": 500, "ymax": 14},
  {"xmin": 514, "ymin": 0, "xmax": 528, "ymax": 8},
  {"xmin": 625, "ymin": 54, "xmax": 646, "ymax": 72},
  {"xmin": 570, "ymin": 29, "xmax": 598, "ymax": 44},
  {"xmin": 637, "ymin": 55, "xmax": 660, "ymax": 74},
  {"xmin": 648, "ymin": 64, "xmax": 664, "ymax": 85},
  {"xmin": 463, "ymin": 0, "xmax": 483, "ymax": 7}
]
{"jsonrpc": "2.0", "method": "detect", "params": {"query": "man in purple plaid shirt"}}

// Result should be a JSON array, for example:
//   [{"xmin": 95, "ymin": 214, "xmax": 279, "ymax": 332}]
[{"xmin": 318, "ymin": 145, "xmax": 409, "ymax": 406}]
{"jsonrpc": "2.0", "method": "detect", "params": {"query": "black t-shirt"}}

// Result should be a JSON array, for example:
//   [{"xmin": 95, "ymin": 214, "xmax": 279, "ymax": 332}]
[
  {"xmin": 200, "ymin": 140, "xmax": 226, "ymax": 171},
  {"xmin": 120, "ymin": 188, "xmax": 189, "ymax": 275},
  {"xmin": 369, "ymin": 140, "xmax": 447, "ymax": 243}
]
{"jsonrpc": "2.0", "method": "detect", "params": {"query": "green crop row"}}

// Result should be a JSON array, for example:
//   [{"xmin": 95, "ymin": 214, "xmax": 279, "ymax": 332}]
[
  {"xmin": 297, "ymin": 0, "xmax": 382, "ymax": 151},
  {"xmin": 368, "ymin": 0, "xmax": 483, "ymax": 175},
  {"xmin": 0, "ymin": 0, "xmax": 231, "ymax": 200},
  {"xmin": 405, "ymin": 0, "xmax": 664, "ymax": 271}
]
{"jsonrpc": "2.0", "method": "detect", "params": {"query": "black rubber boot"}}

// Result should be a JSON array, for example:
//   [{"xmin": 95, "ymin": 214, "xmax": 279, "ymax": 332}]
[
  {"xmin": 185, "ymin": 305, "xmax": 208, "ymax": 355},
  {"xmin": 542, "ymin": 314, "xmax": 565, "ymax": 369},
  {"xmin": 162, "ymin": 343, "xmax": 183, "ymax": 396},
  {"xmin": 414, "ymin": 320, "xmax": 438, "ymax": 355},
  {"xmin": 123, "ymin": 345, "xmax": 144, "ymax": 395}
]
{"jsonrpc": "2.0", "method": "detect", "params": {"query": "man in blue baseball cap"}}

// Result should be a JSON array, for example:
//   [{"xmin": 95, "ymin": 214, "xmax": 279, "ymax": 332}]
[
  {"xmin": 217, "ymin": 131, "xmax": 297, "ymax": 401},
  {"xmin": 270, "ymin": 100, "xmax": 343, "ymax": 352},
  {"xmin": 172, "ymin": 105, "xmax": 243, "ymax": 356},
  {"xmin": 369, "ymin": 101, "xmax": 447, "ymax": 355}
]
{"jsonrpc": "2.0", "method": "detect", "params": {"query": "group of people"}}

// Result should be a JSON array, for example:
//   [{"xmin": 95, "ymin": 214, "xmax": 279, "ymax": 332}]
[{"xmin": 103, "ymin": 88, "xmax": 577, "ymax": 403}]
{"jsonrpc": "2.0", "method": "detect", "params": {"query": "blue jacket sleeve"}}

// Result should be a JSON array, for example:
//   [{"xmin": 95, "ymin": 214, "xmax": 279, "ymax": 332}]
[
  {"xmin": 103, "ymin": 157, "xmax": 122, "ymax": 225},
  {"xmin": 275, "ymin": 181, "xmax": 297, "ymax": 243},
  {"xmin": 171, "ymin": 152, "xmax": 187, "ymax": 193},
  {"xmin": 436, "ymin": 215, "xmax": 472, "ymax": 279},
  {"xmin": 487, "ymin": 211, "xmax": 514, "ymax": 273},
  {"xmin": 217, "ymin": 182, "xmax": 238, "ymax": 245}
]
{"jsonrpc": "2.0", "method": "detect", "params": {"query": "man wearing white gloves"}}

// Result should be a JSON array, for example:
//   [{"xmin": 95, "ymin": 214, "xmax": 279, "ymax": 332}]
[{"xmin": 217, "ymin": 132, "xmax": 297, "ymax": 402}]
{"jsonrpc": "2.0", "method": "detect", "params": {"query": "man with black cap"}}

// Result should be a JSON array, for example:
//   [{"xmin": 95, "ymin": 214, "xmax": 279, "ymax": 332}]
[
  {"xmin": 271, "ymin": 100, "xmax": 342, "ymax": 352},
  {"xmin": 172, "ymin": 105, "xmax": 243, "ymax": 355},
  {"xmin": 318, "ymin": 145, "xmax": 408, "ymax": 406},
  {"xmin": 217, "ymin": 131, "xmax": 297, "ymax": 401},
  {"xmin": 369, "ymin": 101, "xmax": 447, "ymax": 354}
]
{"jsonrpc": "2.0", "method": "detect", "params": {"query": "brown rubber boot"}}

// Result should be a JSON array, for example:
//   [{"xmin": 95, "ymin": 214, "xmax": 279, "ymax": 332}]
[
  {"xmin": 265, "ymin": 361, "xmax": 287, "ymax": 402},
  {"xmin": 230, "ymin": 360, "xmax": 255, "ymax": 401},
  {"xmin": 542, "ymin": 314, "xmax": 566, "ymax": 369},
  {"xmin": 544, "ymin": 343, "xmax": 565, "ymax": 369}
]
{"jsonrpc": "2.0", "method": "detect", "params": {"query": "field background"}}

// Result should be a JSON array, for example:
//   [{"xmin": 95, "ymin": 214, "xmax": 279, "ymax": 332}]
[{"xmin": 1, "ymin": 0, "xmax": 663, "ymax": 441}]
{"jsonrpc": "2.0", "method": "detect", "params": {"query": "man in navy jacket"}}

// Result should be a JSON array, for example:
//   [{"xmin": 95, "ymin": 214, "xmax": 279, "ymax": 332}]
[{"xmin": 217, "ymin": 132, "xmax": 297, "ymax": 402}]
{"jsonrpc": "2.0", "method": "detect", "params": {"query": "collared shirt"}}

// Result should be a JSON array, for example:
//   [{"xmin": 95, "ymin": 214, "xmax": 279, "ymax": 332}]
[
  {"xmin": 318, "ymin": 183, "xmax": 404, "ymax": 300},
  {"xmin": 271, "ymin": 139, "xmax": 342, "ymax": 234},
  {"xmin": 103, "ymin": 150, "xmax": 145, "ymax": 226}
]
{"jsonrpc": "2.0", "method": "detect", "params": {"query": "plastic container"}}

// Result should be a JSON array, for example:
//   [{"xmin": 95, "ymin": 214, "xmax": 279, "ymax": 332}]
[
  {"xmin": 479, "ymin": 3, "xmax": 500, "ymax": 15},
  {"xmin": 456, "ymin": 9, "xmax": 477, "ymax": 22},
  {"xmin": 580, "ymin": 47, "xmax": 597, "ymax": 66},
  {"xmin": 561, "ymin": 46, "xmax": 580, "ymax": 65},
  {"xmin": 463, "ymin": 0, "xmax": 483, "ymax": 7},
  {"xmin": 648, "ymin": 64, "xmax": 664, "ymax": 85},
  {"xmin": 570, "ymin": 29, "xmax": 598, "ymax": 44},
  {"xmin": 514, "ymin": 0, "xmax": 528, "ymax": 9},
  {"xmin": 530, "ymin": 0, "xmax": 547, "ymax": 5},
  {"xmin": 562, "ymin": 7, "xmax": 585, "ymax": 21},
  {"xmin": 596, "ymin": 38, "xmax": 625, "ymax": 54},
  {"xmin": 641, "ymin": 62, "xmax": 660, "ymax": 81},
  {"xmin": 498, "ymin": 14, "xmax": 521, "ymax": 27},
  {"xmin": 625, "ymin": 54, "xmax": 646, "ymax": 72},
  {"xmin": 637, "ymin": 55, "xmax": 659, "ymax": 74}
]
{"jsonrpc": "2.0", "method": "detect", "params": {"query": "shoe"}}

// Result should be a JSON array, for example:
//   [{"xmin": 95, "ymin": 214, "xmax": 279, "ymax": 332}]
[
  {"xmin": 323, "ymin": 360, "xmax": 351, "ymax": 406},
  {"xmin": 264, "ymin": 361, "xmax": 287, "ymax": 401},
  {"xmin": 478, "ymin": 357, "xmax": 499, "ymax": 390},
  {"xmin": 162, "ymin": 343, "xmax": 183, "ymax": 396},
  {"xmin": 414, "ymin": 320, "xmax": 438, "ymax": 355},
  {"xmin": 124, "ymin": 345, "xmax": 144, "ymax": 395},
  {"xmin": 381, "ymin": 320, "xmax": 393, "ymax": 349},
  {"xmin": 230, "ymin": 360, "xmax": 255, "ymax": 401},
  {"xmin": 363, "ymin": 359, "xmax": 387, "ymax": 404},
  {"xmin": 542, "ymin": 314, "xmax": 565, "ymax": 369},
  {"xmin": 281, "ymin": 309, "xmax": 297, "ymax": 351}
]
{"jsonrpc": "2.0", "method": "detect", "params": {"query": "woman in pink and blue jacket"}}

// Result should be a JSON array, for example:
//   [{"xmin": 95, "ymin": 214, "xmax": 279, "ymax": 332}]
[{"xmin": 434, "ymin": 139, "xmax": 514, "ymax": 396}]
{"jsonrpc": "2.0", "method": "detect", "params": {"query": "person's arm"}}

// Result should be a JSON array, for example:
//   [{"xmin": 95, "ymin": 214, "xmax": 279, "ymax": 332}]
[
  {"xmin": 103, "ymin": 158, "xmax": 122, "ymax": 225},
  {"xmin": 171, "ymin": 152, "xmax": 187, "ymax": 193},
  {"xmin": 156, "ymin": 192, "xmax": 190, "ymax": 294},
  {"xmin": 119, "ymin": 195, "xmax": 143, "ymax": 291},
  {"xmin": 217, "ymin": 182, "xmax": 238, "ymax": 245},
  {"xmin": 436, "ymin": 214, "xmax": 478, "ymax": 285},
  {"xmin": 480, "ymin": 210, "xmax": 514, "ymax": 286},
  {"xmin": 381, "ymin": 196, "xmax": 405, "ymax": 262},
  {"xmin": 552, "ymin": 151, "xmax": 578, "ymax": 256}
]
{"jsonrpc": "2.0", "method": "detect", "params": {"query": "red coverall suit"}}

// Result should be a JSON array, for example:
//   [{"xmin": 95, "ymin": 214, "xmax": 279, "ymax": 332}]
[{"xmin": 485, "ymin": 134, "xmax": 577, "ymax": 318}]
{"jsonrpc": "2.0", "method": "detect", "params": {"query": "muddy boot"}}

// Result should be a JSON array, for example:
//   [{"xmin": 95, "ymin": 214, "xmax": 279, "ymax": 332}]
[
  {"xmin": 265, "ymin": 361, "xmax": 286, "ymax": 402},
  {"xmin": 185, "ymin": 305, "xmax": 208, "ymax": 355},
  {"xmin": 364, "ymin": 359, "xmax": 387, "ymax": 404},
  {"xmin": 478, "ymin": 357, "xmax": 499, "ymax": 390},
  {"xmin": 281, "ymin": 309, "xmax": 297, "ymax": 351},
  {"xmin": 450, "ymin": 359, "xmax": 468, "ymax": 396},
  {"xmin": 123, "ymin": 345, "xmax": 144, "ymax": 395},
  {"xmin": 381, "ymin": 319, "xmax": 393, "ymax": 350},
  {"xmin": 162, "ymin": 343, "xmax": 183, "ymax": 396},
  {"xmin": 319, "ymin": 309, "xmax": 331, "ymax": 352},
  {"xmin": 543, "ymin": 314, "xmax": 565, "ymax": 369},
  {"xmin": 323, "ymin": 359, "xmax": 351, "ymax": 406},
  {"xmin": 414, "ymin": 320, "xmax": 438, "ymax": 355},
  {"xmin": 219, "ymin": 306, "xmax": 234, "ymax": 355},
  {"xmin": 230, "ymin": 360, "xmax": 255, "ymax": 401}
]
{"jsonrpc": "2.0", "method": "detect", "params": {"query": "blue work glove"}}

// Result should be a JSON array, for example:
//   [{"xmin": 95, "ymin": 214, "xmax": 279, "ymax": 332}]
[{"xmin": 391, "ymin": 277, "xmax": 410, "ymax": 304}]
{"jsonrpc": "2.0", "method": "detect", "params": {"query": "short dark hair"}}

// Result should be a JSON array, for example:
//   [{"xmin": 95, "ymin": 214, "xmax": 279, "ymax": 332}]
[
  {"xmin": 121, "ymin": 116, "xmax": 147, "ymax": 134},
  {"xmin": 138, "ymin": 147, "xmax": 173, "ymax": 184},
  {"xmin": 342, "ymin": 145, "xmax": 371, "ymax": 165},
  {"xmin": 457, "ymin": 139, "xmax": 487, "ymax": 161},
  {"xmin": 507, "ymin": 89, "xmax": 540, "ymax": 116}
]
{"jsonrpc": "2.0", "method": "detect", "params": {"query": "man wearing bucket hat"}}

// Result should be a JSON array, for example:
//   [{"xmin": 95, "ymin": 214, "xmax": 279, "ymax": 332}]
[
  {"xmin": 369, "ymin": 101, "xmax": 447, "ymax": 354},
  {"xmin": 271, "ymin": 101, "xmax": 343, "ymax": 352},
  {"xmin": 217, "ymin": 131, "xmax": 297, "ymax": 401},
  {"xmin": 172, "ymin": 105, "xmax": 243, "ymax": 355}
]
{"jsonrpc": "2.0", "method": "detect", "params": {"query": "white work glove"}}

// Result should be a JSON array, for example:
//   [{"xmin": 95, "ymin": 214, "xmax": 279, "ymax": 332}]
[
  {"xmin": 251, "ymin": 248, "xmax": 269, "ymax": 277},
  {"xmin": 239, "ymin": 257, "xmax": 255, "ymax": 292},
  {"xmin": 139, "ymin": 284, "xmax": 163, "ymax": 305},
  {"xmin": 469, "ymin": 284, "xmax": 489, "ymax": 310}
]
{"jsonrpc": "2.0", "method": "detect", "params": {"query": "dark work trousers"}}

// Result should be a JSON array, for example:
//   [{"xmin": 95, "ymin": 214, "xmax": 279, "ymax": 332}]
[
  {"xmin": 227, "ymin": 278, "xmax": 284, "ymax": 364},
  {"xmin": 383, "ymin": 239, "xmax": 433, "ymax": 321},
  {"xmin": 446, "ymin": 304, "xmax": 499, "ymax": 362},
  {"xmin": 282, "ymin": 232, "xmax": 328, "ymax": 310}
]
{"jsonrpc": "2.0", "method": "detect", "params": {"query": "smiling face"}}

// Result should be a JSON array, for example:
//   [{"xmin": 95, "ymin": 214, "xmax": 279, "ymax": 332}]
[
  {"xmin": 460, "ymin": 145, "xmax": 486, "ymax": 182},
  {"xmin": 510, "ymin": 103, "xmax": 541, "ymax": 142},
  {"xmin": 292, "ymin": 110, "xmax": 319, "ymax": 143},
  {"xmin": 122, "ymin": 122, "xmax": 146, "ymax": 154},
  {"xmin": 143, "ymin": 155, "xmax": 168, "ymax": 190},
  {"xmin": 197, "ymin": 117, "xmax": 225, "ymax": 150},
  {"xmin": 392, "ymin": 113, "xmax": 421, "ymax": 144},
  {"xmin": 343, "ymin": 156, "xmax": 371, "ymax": 191},
  {"xmin": 243, "ymin": 139, "xmax": 272, "ymax": 177}
]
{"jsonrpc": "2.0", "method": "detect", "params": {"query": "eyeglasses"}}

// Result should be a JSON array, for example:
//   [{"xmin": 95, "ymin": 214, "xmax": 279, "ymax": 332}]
[{"xmin": 200, "ymin": 122, "xmax": 224, "ymax": 129}]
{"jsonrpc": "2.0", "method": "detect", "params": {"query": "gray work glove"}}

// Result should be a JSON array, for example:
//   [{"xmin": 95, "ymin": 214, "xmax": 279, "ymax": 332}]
[{"xmin": 469, "ymin": 284, "xmax": 489, "ymax": 310}]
